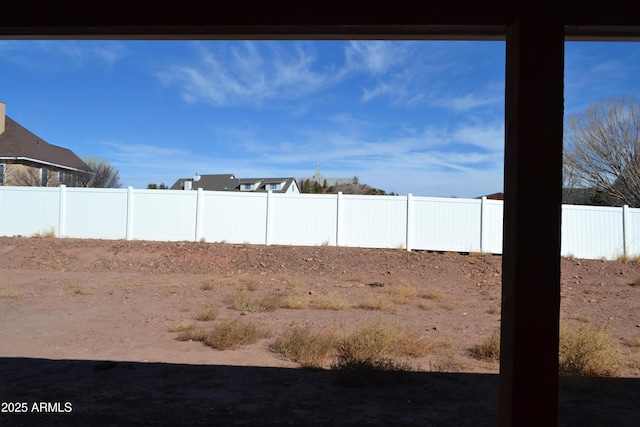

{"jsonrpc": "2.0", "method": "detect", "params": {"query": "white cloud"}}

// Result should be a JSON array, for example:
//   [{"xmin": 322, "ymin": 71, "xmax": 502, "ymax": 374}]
[
  {"xmin": 158, "ymin": 42, "xmax": 335, "ymax": 107},
  {"xmin": 343, "ymin": 41, "xmax": 412, "ymax": 75},
  {"xmin": 453, "ymin": 122, "xmax": 504, "ymax": 151}
]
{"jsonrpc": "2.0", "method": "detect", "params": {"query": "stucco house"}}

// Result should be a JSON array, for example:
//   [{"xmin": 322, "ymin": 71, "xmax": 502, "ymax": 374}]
[
  {"xmin": 171, "ymin": 173, "xmax": 300, "ymax": 194},
  {"xmin": 0, "ymin": 102, "xmax": 92, "ymax": 186}
]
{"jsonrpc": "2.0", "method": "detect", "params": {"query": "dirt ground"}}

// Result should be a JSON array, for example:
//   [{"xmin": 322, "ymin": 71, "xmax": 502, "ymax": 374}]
[{"xmin": 1, "ymin": 237, "xmax": 639, "ymax": 425}]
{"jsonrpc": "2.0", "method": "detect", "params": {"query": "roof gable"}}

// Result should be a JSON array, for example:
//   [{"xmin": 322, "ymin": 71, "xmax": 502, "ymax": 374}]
[{"xmin": 0, "ymin": 115, "xmax": 91, "ymax": 172}]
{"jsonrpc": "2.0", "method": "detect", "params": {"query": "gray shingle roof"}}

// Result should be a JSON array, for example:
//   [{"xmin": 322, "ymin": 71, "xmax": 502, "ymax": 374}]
[{"xmin": 0, "ymin": 115, "xmax": 91, "ymax": 172}]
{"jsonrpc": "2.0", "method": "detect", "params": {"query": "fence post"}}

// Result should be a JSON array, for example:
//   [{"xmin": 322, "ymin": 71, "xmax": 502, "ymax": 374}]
[
  {"xmin": 126, "ymin": 186, "xmax": 134, "ymax": 240},
  {"xmin": 623, "ymin": 205, "xmax": 630, "ymax": 258},
  {"xmin": 336, "ymin": 192, "xmax": 343, "ymax": 246},
  {"xmin": 406, "ymin": 193, "xmax": 413, "ymax": 251},
  {"xmin": 58, "ymin": 185, "xmax": 66, "ymax": 238},
  {"xmin": 265, "ymin": 190, "xmax": 272, "ymax": 245},
  {"xmin": 480, "ymin": 196, "xmax": 487, "ymax": 253},
  {"xmin": 195, "ymin": 188, "xmax": 203, "ymax": 242}
]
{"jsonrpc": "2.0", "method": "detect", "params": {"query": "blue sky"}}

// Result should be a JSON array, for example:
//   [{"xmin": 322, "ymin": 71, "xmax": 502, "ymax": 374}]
[{"xmin": 1, "ymin": 40, "xmax": 639, "ymax": 197}]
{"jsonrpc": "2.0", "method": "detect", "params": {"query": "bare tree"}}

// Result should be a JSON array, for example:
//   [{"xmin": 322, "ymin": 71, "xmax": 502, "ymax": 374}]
[
  {"xmin": 12, "ymin": 167, "xmax": 54, "ymax": 186},
  {"xmin": 77, "ymin": 157, "xmax": 121, "ymax": 188},
  {"xmin": 564, "ymin": 96, "xmax": 640, "ymax": 207}
]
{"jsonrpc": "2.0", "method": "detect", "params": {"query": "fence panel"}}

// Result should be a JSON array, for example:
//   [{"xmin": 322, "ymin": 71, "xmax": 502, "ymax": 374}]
[
  {"xmin": 1, "ymin": 186, "xmax": 637, "ymax": 260},
  {"xmin": 270, "ymin": 193, "xmax": 338, "ymax": 246},
  {"xmin": 482, "ymin": 199, "xmax": 504, "ymax": 253},
  {"xmin": 64, "ymin": 188, "xmax": 128, "ymax": 239},
  {"xmin": 0, "ymin": 187, "xmax": 60, "ymax": 236},
  {"xmin": 340, "ymin": 195, "xmax": 407, "ymax": 249},
  {"xmin": 131, "ymin": 189, "xmax": 198, "ymax": 241},
  {"xmin": 199, "ymin": 191, "xmax": 268, "ymax": 244},
  {"xmin": 561, "ymin": 204, "xmax": 624, "ymax": 260},
  {"xmin": 626, "ymin": 207, "xmax": 640, "ymax": 258},
  {"xmin": 412, "ymin": 197, "xmax": 482, "ymax": 252}
]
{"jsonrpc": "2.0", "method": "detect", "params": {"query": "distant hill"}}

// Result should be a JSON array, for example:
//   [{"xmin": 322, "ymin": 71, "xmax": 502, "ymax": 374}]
[{"xmin": 298, "ymin": 177, "xmax": 395, "ymax": 195}]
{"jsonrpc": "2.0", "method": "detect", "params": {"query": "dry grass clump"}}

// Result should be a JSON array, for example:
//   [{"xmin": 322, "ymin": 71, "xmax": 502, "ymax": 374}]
[
  {"xmin": 272, "ymin": 325, "xmax": 342, "ymax": 369},
  {"xmin": 623, "ymin": 335, "xmax": 640, "ymax": 348},
  {"xmin": 65, "ymin": 281, "xmax": 91, "ymax": 295},
  {"xmin": 32, "ymin": 227, "xmax": 56, "ymax": 238},
  {"xmin": 332, "ymin": 321, "xmax": 428, "ymax": 386},
  {"xmin": 166, "ymin": 319, "xmax": 195, "ymax": 332},
  {"xmin": 471, "ymin": 325, "xmax": 623, "ymax": 376},
  {"xmin": 0, "ymin": 285, "xmax": 23, "ymax": 299},
  {"xmin": 176, "ymin": 326, "xmax": 209, "ymax": 342},
  {"xmin": 421, "ymin": 287, "xmax": 444, "ymax": 301},
  {"xmin": 281, "ymin": 283, "xmax": 310, "ymax": 309},
  {"xmin": 201, "ymin": 279, "xmax": 216, "ymax": 290},
  {"xmin": 470, "ymin": 330, "xmax": 501, "ymax": 362},
  {"xmin": 356, "ymin": 296, "xmax": 395, "ymax": 312},
  {"xmin": 226, "ymin": 289, "xmax": 281, "ymax": 313},
  {"xmin": 195, "ymin": 307, "xmax": 219, "ymax": 321},
  {"xmin": 311, "ymin": 294, "xmax": 348, "ymax": 310},
  {"xmin": 204, "ymin": 319, "xmax": 268, "ymax": 350},
  {"xmin": 559, "ymin": 323, "xmax": 622, "ymax": 377},
  {"xmin": 387, "ymin": 284, "xmax": 418, "ymax": 304},
  {"xmin": 173, "ymin": 317, "xmax": 267, "ymax": 350}
]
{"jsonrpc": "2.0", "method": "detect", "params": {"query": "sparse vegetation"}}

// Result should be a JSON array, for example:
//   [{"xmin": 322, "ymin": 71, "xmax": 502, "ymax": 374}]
[{"xmin": 272, "ymin": 325, "xmax": 341, "ymax": 369}]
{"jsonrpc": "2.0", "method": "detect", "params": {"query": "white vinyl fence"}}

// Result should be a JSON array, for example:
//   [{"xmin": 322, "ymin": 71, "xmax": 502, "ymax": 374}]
[{"xmin": 1, "ymin": 185, "xmax": 638, "ymax": 260}]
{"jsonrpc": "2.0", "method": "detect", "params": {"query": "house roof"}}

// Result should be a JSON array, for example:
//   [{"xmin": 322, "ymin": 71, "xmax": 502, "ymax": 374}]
[
  {"xmin": 171, "ymin": 174, "xmax": 299, "ymax": 193},
  {"xmin": 0, "ymin": 115, "xmax": 91, "ymax": 172}
]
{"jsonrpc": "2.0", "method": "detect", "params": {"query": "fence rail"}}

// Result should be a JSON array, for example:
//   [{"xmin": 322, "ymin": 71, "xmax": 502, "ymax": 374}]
[{"xmin": 1, "ymin": 185, "xmax": 638, "ymax": 260}]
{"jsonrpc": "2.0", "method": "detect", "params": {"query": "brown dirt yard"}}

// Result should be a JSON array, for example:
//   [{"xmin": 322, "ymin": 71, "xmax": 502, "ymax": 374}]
[{"xmin": 1, "ymin": 237, "xmax": 639, "ymax": 426}]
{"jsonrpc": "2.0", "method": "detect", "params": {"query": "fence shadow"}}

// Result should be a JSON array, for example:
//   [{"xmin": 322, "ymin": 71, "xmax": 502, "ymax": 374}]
[{"xmin": 0, "ymin": 357, "xmax": 638, "ymax": 426}]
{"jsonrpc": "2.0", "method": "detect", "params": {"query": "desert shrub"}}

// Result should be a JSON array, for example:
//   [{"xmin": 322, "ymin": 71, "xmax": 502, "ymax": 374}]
[
  {"xmin": 311, "ymin": 294, "xmax": 347, "ymax": 310},
  {"xmin": 272, "ymin": 325, "xmax": 341, "ymax": 369},
  {"xmin": 176, "ymin": 327, "xmax": 208, "ymax": 342},
  {"xmin": 331, "ymin": 321, "xmax": 430, "ymax": 385},
  {"xmin": 167, "ymin": 320, "xmax": 195, "ymax": 332},
  {"xmin": 203, "ymin": 319, "xmax": 267, "ymax": 350},
  {"xmin": 226, "ymin": 289, "xmax": 281, "ymax": 313},
  {"xmin": 470, "ymin": 330, "xmax": 501, "ymax": 362},
  {"xmin": 281, "ymin": 293, "xmax": 310, "ymax": 309},
  {"xmin": 201, "ymin": 279, "xmax": 215, "ymax": 290},
  {"xmin": 421, "ymin": 287, "xmax": 444, "ymax": 300},
  {"xmin": 356, "ymin": 296, "xmax": 395, "ymax": 312},
  {"xmin": 32, "ymin": 227, "xmax": 56, "ymax": 238},
  {"xmin": 559, "ymin": 323, "xmax": 622, "ymax": 377},
  {"xmin": 387, "ymin": 284, "xmax": 417, "ymax": 304},
  {"xmin": 195, "ymin": 307, "xmax": 218, "ymax": 321}
]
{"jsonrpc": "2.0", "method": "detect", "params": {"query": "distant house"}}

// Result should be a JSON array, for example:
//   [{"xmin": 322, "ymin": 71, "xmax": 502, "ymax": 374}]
[
  {"xmin": 476, "ymin": 192, "xmax": 504, "ymax": 200},
  {"xmin": 170, "ymin": 173, "xmax": 300, "ymax": 194},
  {"xmin": 0, "ymin": 102, "xmax": 92, "ymax": 187}
]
